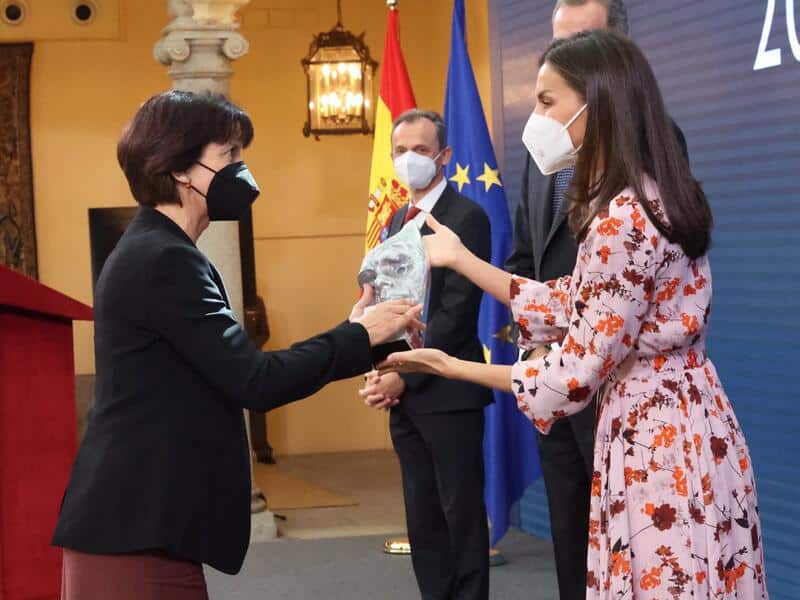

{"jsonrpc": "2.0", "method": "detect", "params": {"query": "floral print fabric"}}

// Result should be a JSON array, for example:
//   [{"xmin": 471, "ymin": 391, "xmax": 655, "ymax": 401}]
[{"xmin": 510, "ymin": 181, "xmax": 768, "ymax": 598}]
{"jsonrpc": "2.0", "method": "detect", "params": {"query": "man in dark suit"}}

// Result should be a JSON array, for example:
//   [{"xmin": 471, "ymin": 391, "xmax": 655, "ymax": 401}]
[
  {"xmin": 505, "ymin": 2, "xmax": 689, "ymax": 599},
  {"xmin": 360, "ymin": 109, "xmax": 493, "ymax": 600}
]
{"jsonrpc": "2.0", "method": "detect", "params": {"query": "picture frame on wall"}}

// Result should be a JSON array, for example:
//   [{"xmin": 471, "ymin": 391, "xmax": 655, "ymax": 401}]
[{"xmin": 0, "ymin": 42, "xmax": 37, "ymax": 279}]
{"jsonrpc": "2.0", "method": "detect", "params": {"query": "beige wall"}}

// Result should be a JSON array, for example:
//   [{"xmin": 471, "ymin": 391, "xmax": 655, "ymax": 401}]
[{"xmin": 2, "ymin": 0, "xmax": 494, "ymax": 455}]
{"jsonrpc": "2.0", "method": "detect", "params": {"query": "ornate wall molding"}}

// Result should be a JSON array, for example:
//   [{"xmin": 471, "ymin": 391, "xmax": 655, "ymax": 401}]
[{"xmin": 154, "ymin": 0, "xmax": 251, "ymax": 94}]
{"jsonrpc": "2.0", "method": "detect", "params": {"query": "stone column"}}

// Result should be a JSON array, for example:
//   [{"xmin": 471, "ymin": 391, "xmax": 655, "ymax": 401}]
[{"xmin": 154, "ymin": 0, "xmax": 276, "ymax": 542}]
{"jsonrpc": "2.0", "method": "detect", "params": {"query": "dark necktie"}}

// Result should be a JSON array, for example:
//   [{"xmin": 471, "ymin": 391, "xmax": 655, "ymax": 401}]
[
  {"xmin": 551, "ymin": 166, "xmax": 575, "ymax": 226},
  {"xmin": 404, "ymin": 205, "xmax": 422, "ymax": 225}
]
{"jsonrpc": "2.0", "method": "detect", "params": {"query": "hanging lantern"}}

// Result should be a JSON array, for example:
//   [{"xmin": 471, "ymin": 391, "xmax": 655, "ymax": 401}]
[{"xmin": 302, "ymin": 0, "xmax": 378, "ymax": 139}]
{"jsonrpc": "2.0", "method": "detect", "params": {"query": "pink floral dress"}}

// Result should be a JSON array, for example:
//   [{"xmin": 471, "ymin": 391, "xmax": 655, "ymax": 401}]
[{"xmin": 510, "ymin": 181, "xmax": 768, "ymax": 598}]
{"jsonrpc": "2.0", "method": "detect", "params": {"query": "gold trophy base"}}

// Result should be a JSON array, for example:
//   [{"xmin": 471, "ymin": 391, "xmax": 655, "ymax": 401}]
[
  {"xmin": 383, "ymin": 537, "xmax": 507, "ymax": 566},
  {"xmin": 489, "ymin": 547, "xmax": 508, "ymax": 567},
  {"xmin": 383, "ymin": 536, "xmax": 411, "ymax": 555}
]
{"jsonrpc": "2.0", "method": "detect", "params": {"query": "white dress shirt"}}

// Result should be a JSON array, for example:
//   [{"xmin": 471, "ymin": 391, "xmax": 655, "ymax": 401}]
[{"xmin": 409, "ymin": 176, "xmax": 448, "ymax": 223}]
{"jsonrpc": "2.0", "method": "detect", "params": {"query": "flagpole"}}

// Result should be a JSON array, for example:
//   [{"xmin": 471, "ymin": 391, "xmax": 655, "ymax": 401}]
[{"xmin": 379, "ymin": 0, "xmax": 412, "ymax": 561}]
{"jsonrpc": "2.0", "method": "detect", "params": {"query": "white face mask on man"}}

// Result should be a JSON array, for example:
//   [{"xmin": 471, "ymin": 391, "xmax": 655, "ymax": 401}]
[
  {"xmin": 521, "ymin": 104, "xmax": 587, "ymax": 176},
  {"xmin": 393, "ymin": 151, "xmax": 442, "ymax": 190}
]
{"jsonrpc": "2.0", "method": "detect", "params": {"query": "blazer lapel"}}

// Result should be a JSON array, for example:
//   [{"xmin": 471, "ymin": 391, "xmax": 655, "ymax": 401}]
[
  {"xmin": 532, "ymin": 166, "xmax": 555, "ymax": 275},
  {"xmin": 423, "ymin": 187, "xmax": 452, "ymax": 330},
  {"xmin": 543, "ymin": 191, "xmax": 569, "ymax": 252},
  {"xmin": 428, "ymin": 185, "xmax": 453, "ymax": 234},
  {"xmin": 208, "ymin": 263, "xmax": 231, "ymax": 309},
  {"xmin": 388, "ymin": 204, "xmax": 408, "ymax": 238}
]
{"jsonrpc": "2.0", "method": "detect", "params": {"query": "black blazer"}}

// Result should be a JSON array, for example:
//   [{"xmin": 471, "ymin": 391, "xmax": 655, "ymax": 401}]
[
  {"xmin": 506, "ymin": 121, "xmax": 689, "ymax": 282},
  {"xmin": 387, "ymin": 184, "xmax": 494, "ymax": 414},
  {"xmin": 52, "ymin": 206, "xmax": 372, "ymax": 574}
]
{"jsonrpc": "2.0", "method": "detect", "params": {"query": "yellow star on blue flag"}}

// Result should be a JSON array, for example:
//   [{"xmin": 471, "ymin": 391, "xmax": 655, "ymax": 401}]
[
  {"xmin": 483, "ymin": 326, "xmax": 515, "ymax": 364},
  {"xmin": 493, "ymin": 324, "xmax": 514, "ymax": 345},
  {"xmin": 449, "ymin": 162, "xmax": 471, "ymax": 192},
  {"xmin": 476, "ymin": 162, "xmax": 502, "ymax": 192}
]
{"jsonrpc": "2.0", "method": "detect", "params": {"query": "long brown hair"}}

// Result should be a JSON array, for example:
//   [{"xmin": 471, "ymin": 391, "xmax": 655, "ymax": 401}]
[{"xmin": 541, "ymin": 30, "xmax": 712, "ymax": 258}]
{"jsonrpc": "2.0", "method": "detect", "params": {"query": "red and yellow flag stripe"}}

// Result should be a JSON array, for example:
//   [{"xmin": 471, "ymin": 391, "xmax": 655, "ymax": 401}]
[{"xmin": 365, "ymin": 6, "xmax": 417, "ymax": 252}]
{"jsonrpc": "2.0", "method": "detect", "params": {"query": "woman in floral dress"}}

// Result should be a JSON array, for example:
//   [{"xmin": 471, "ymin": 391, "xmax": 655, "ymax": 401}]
[{"xmin": 380, "ymin": 30, "xmax": 768, "ymax": 598}]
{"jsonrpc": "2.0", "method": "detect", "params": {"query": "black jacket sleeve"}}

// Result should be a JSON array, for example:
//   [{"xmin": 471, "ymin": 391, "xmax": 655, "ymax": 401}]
[
  {"xmin": 402, "ymin": 206, "xmax": 491, "ymax": 392},
  {"xmin": 149, "ymin": 244, "xmax": 373, "ymax": 412},
  {"xmin": 504, "ymin": 156, "xmax": 536, "ymax": 278}
]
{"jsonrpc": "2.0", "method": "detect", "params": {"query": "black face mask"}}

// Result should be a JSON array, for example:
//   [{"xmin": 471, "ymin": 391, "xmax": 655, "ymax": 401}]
[{"xmin": 195, "ymin": 161, "xmax": 260, "ymax": 221}]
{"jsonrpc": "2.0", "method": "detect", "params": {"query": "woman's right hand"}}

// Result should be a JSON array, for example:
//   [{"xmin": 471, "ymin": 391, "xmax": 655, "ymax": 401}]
[
  {"xmin": 422, "ymin": 214, "xmax": 465, "ymax": 269},
  {"xmin": 377, "ymin": 348, "xmax": 454, "ymax": 378},
  {"xmin": 349, "ymin": 285, "xmax": 424, "ymax": 346}
]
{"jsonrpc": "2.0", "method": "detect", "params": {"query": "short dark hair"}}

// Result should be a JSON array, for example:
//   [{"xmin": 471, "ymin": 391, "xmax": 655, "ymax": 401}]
[
  {"xmin": 391, "ymin": 109, "xmax": 448, "ymax": 151},
  {"xmin": 117, "ymin": 91, "xmax": 254, "ymax": 206},
  {"xmin": 553, "ymin": 0, "xmax": 629, "ymax": 35},
  {"xmin": 541, "ymin": 30, "xmax": 711, "ymax": 259}
]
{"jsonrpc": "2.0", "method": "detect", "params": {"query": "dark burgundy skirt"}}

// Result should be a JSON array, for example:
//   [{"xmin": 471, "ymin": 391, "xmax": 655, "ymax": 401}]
[{"xmin": 60, "ymin": 549, "xmax": 209, "ymax": 600}]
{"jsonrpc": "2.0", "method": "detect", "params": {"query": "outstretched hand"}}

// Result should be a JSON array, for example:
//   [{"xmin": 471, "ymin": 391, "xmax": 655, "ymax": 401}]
[
  {"xmin": 422, "ymin": 214, "xmax": 464, "ymax": 269},
  {"xmin": 382, "ymin": 347, "xmax": 513, "ymax": 393},
  {"xmin": 378, "ymin": 348, "xmax": 454, "ymax": 378},
  {"xmin": 349, "ymin": 285, "xmax": 424, "ymax": 346}
]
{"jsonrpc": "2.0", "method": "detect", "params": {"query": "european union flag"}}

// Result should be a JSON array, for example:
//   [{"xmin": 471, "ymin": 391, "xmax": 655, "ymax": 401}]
[{"xmin": 443, "ymin": 0, "xmax": 541, "ymax": 546}]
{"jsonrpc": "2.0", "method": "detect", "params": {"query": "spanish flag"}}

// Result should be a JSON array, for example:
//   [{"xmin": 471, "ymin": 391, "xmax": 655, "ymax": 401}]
[{"xmin": 365, "ymin": 5, "xmax": 417, "ymax": 252}]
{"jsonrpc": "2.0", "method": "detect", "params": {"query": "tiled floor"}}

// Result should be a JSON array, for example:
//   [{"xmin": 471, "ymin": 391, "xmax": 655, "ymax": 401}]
[
  {"xmin": 209, "ymin": 450, "xmax": 558, "ymax": 598},
  {"xmin": 267, "ymin": 450, "xmax": 408, "ymax": 540}
]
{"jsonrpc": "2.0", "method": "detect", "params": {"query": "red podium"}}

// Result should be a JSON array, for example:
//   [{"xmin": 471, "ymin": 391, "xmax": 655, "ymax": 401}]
[{"xmin": 0, "ymin": 265, "xmax": 92, "ymax": 600}]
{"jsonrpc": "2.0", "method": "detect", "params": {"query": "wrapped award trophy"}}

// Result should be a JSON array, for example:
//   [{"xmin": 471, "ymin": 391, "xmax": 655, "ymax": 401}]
[{"xmin": 358, "ymin": 212, "xmax": 430, "ymax": 365}]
